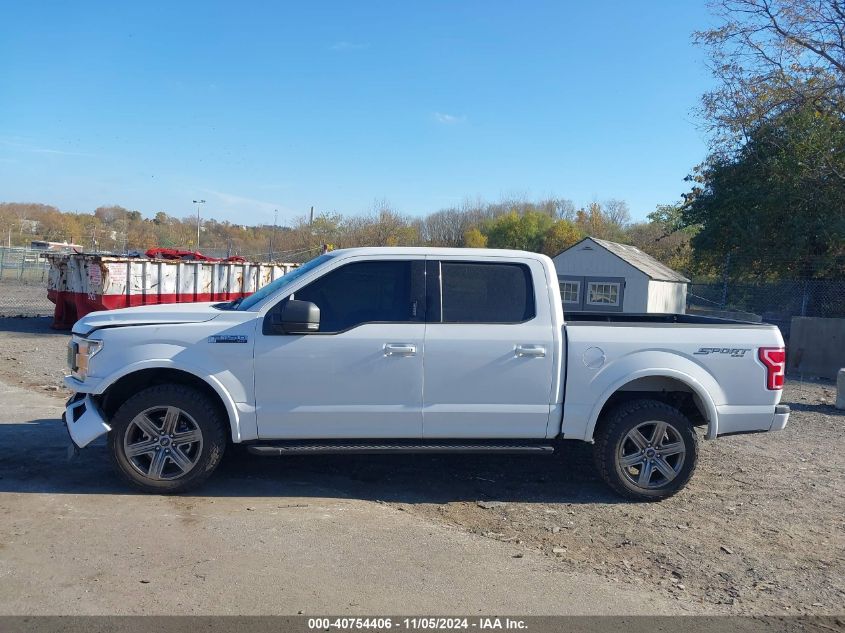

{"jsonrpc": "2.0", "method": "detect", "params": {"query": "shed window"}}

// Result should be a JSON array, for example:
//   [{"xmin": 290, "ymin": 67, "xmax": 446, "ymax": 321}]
[
  {"xmin": 559, "ymin": 280, "xmax": 581, "ymax": 304},
  {"xmin": 587, "ymin": 282, "xmax": 620, "ymax": 306}
]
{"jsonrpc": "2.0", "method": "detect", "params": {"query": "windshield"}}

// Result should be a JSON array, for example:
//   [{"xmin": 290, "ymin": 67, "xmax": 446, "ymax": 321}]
[{"xmin": 235, "ymin": 254, "xmax": 335, "ymax": 311}]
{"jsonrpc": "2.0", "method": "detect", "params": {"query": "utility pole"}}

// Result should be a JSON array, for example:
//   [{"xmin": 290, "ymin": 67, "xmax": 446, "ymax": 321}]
[
  {"xmin": 193, "ymin": 199, "xmax": 206, "ymax": 249},
  {"xmin": 268, "ymin": 209, "xmax": 278, "ymax": 261},
  {"xmin": 122, "ymin": 212, "xmax": 128, "ymax": 254},
  {"xmin": 309, "ymin": 206, "xmax": 314, "ymax": 227}
]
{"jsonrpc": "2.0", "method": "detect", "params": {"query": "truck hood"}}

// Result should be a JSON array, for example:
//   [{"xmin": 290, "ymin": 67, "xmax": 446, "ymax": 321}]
[{"xmin": 72, "ymin": 302, "xmax": 222, "ymax": 336}]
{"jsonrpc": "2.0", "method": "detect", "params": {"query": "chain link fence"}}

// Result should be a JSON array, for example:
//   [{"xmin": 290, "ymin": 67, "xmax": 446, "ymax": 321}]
[
  {"xmin": 688, "ymin": 279, "xmax": 845, "ymax": 337},
  {"xmin": 0, "ymin": 247, "xmax": 54, "ymax": 317}
]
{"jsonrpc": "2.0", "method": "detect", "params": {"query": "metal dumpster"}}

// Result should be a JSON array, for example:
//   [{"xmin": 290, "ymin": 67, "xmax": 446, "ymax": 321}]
[{"xmin": 45, "ymin": 253, "xmax": 298, "ymax": 329}]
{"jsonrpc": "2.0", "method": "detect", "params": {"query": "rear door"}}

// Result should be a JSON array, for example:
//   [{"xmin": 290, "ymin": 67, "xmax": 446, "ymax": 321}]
[{"xmin": 421, "ymin": 257, "xmax": 556, "ymax": 438}]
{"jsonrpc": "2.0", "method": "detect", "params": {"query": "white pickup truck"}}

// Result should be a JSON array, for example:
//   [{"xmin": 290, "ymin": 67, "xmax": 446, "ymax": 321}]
[{"xmin": 63, "ymin": 247, "xmax": 789, "ymax": 500}]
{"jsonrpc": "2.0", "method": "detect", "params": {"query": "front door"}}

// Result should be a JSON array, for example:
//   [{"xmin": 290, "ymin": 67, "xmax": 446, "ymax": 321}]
[{"xmin": 254, "ymin": 258, "xmax": 426, "ymax": 439}]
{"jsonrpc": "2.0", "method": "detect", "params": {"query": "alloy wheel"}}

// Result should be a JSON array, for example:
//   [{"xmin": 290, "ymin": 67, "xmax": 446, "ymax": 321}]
[
  {"xmin": 618, "ymin": 420, "xmax": 686, "ymax": 489},
  {"xmin": 123, "ymin": 406, "xmax": 204, "ymax": 481}
]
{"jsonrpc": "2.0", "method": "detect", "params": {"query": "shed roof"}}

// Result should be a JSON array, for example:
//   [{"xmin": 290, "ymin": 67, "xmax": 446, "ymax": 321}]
[{"xmin": 559, "ymin": 237, "xmax": 690, "ymax": 283}]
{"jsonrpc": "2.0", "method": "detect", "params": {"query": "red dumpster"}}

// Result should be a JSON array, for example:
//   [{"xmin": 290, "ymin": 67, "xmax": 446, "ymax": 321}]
[{"xmin": 45, "ymin": 253, "xmax": 298, "ymax": 329}]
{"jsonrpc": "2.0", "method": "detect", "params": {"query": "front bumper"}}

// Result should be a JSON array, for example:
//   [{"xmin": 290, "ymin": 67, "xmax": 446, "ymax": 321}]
[{"xmin": 64, "ymin": 393, "xmax": 111, "ymax": 448}]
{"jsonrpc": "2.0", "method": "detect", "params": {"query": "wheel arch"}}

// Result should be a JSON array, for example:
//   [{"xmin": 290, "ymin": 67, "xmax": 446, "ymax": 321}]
[
  {"xmin": 96, "ymin": 363, "xmax": 243, "ymax": 442},
  {"xmin": 586, "ymin": 369, "xmax": 720, "ymax": 441}
]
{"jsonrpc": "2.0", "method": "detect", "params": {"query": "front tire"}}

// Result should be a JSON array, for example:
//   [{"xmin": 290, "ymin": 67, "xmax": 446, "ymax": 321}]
[
  {"xmin": 108, "ymin": 384, "xmax": 226, "ymax": 493},
  {"xmin": 593, "ymin": 399, "xmax": 698, "ymax": 501}
]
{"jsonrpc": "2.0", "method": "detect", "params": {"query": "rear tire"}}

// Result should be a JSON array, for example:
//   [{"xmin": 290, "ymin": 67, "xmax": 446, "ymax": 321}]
[
  {"xmin": 593, "ymin": 399, "xmax": 698, "ymax": 501},
  {"xmin": 108, "ymin": 384, "xmax": 226, "ymax": 493}
]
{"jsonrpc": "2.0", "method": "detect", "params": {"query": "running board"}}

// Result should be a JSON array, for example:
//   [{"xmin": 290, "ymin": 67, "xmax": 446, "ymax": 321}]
[{"xmin": 246, "ymin": 441, "xmax": 555, "ymax": 456}]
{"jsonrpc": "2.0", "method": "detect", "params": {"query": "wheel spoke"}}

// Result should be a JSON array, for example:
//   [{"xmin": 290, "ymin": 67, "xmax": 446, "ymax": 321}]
[
  {"xmin": 172, "ymin": 428, "xmax": 202, "ymax": 446},
  {"xmin": 628, "ymin": 429, "xmax": 650, "ymax": 450},
  {"xmin": 168, "ymin": 447, "xmax": 193, "ymax": 473},
  {"xmin": 637, "ymin": 460, "xmax": 654, "ymax": 486},
  {"xmin": 133, "ymin": 414, "xmax": 160, "ymax": 439},
  {"xmin": 650, "ymin": 421, "xmax": 667, "ymax": 446},
  {"xmin": 657, "ymin": 441, "xmax": 684, "ymax": 457},
  {"xmin": 620, "ymin": 452, "xmax": 644, "ymax": 468},
  {"xmin": 652, "ymin": 456, "xmax": 677, "ymax": 481},
  {"xmin": 125, "ymin": 438, "xmax": 158, "ymax": 458},
  {"xmin": 148, "ymin": 449, "xmax": 167, "ymax": 480},
  {"xmin": 162, "ymin": 407, "xmax": 181, "ymax": 435}
]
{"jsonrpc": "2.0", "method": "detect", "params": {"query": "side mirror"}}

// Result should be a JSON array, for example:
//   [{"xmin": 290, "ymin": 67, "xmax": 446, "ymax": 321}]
[{"xmin": 267, "ymin": 299, "xmax": 320, "ymax": 335}]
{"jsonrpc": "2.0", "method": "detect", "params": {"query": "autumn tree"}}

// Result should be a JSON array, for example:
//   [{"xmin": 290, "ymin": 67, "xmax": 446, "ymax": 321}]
[
  {"xmin": 541, "ymin": 220, "xmax": 582, "ymax": 257},
  {"xmin": 0, "ymin": 195, "xmax": 680, "ymax": 266},
  {"xmin": 462, "ymin": 227, "xmax": 487, "ymax": 248},
  {"xmin": 573, "ymin": 201, "xmax": 629, "ymax": 241}
]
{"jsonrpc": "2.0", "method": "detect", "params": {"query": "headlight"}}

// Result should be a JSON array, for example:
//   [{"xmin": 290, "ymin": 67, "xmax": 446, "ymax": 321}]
[{"xmin": 69, "ymin": 338, "xmax": 103, "ymax": 381}]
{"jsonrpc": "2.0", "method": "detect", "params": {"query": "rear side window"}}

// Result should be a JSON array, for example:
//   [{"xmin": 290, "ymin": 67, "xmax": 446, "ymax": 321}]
[{"xmin": 440, "ymin": 262, "xmax": 535, "ymax": 323}]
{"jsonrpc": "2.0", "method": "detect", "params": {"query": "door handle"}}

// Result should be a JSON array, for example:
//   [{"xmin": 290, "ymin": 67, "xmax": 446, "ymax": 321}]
[
  {"xmin": 515, "ymin": 344, "xmax": 546, "ymax": 358},
  {"xmin": 384, "ymin": 343, "xmax": 417, "ymax": 356}
]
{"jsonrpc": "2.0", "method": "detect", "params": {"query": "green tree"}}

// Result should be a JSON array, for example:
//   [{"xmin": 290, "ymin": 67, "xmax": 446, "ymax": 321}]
[
  {"xmin": 682, "ymin": 105, "xmax": 845, "ymax": 279},
  {"xmin": 484, "ymin": 211, "xmax": 554, "ymax": 252},
  {"xmin": 627, "ymin": 204, "xmax": 696, "ymax": 274}
]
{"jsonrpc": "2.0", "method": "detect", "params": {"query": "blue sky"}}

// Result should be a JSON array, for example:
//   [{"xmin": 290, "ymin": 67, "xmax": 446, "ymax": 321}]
[{"xmin": 0, "ymin": 1, "xmax": 715, "ymax": 225}]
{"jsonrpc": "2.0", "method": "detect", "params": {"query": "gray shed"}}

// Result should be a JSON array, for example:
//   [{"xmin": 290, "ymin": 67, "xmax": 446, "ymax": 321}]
[{"xmin": 551, "ymin": 237, "xmax": 689, "ymax": 314}]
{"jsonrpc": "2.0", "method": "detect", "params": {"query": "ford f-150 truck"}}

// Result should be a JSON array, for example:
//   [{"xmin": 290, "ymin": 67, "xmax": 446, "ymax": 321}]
[{"xmin": 63, "ymin": 247, "xmax": 789, "ymax": 500}]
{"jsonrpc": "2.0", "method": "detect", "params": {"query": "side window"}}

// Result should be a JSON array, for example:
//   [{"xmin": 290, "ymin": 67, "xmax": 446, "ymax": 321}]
[
  {"xmin": 440, "ymin": 262, "xmax": 535, "ymax": 323},
  {"xmin": 292, "ymin": 260, "xmax": 417, "ymax": 332},
  {"xmin": 586, "ymin": 282, "xmax": 620, "ymax": 306},
  {"xmin": 559, "ymin": 280, "xmax": 581, "ymax": 304}
]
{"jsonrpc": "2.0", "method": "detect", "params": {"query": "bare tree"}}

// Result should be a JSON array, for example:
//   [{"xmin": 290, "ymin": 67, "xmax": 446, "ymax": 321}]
[
  {"xmin": 420, "ymin": 208, "xmax": 467, "ymax": 246},
  {"xmin": 697, "ymin": 0, "xmax": 845, "ymax": 147},
  {"xmin": 602, "ymin": 199, "xmax": 631, "ymax": 228}
]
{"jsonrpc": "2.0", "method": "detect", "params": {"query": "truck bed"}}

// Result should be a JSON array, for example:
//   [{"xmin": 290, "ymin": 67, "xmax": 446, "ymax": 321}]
[{"xmin": 565, "ymin": 312, "xmax": 772, "ymax": 328}]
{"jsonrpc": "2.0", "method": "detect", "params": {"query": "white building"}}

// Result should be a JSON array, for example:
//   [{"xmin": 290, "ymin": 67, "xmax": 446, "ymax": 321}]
[{"xmin": 552, "ymin": 237, "xmax": 689, "ymax": 314}]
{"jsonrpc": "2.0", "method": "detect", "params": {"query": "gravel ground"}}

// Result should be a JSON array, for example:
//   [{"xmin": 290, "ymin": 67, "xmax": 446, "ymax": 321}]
[
  {"xmin": 0, "ymin": 318, "xmax": 71, "ymax": 393},
  {"xmin": 0, "ymin": 317, "xmax": 842, "ymax": 615}
]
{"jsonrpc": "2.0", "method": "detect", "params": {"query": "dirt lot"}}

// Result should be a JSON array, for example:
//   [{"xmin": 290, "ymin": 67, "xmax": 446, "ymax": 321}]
[
  {"xmin": 0, "ymin": 318, "xmax": 70, "ymax": 393},
  {"xmin": 0, "ymin": 317, "xmax": 843, "ymax": 615}
]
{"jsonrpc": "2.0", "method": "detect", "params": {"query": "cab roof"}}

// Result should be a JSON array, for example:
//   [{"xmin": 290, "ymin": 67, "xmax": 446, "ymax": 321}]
[{"xmin": 325, "ymin": 246, "xmax": 551, "ymax": 260}]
